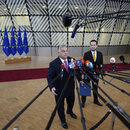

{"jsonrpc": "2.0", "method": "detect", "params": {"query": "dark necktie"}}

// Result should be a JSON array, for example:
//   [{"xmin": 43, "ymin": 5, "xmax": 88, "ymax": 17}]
[{"xmin": 64, "ymin": 60, "xmax": 69, "ymax": 73}]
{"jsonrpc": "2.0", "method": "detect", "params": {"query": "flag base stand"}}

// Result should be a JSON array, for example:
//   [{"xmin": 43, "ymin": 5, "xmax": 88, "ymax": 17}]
[{"xmin": 5, "ymin": 56, "xmax": 31, "ymax": 64}]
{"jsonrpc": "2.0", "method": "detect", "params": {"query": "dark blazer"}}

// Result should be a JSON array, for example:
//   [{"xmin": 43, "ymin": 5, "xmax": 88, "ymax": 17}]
[
  {"xmin": 47, "ymin": 56, "xmax": 77, "ymax": 97},
  {"xmin": 82, "ymin": 50, "xmax": 103, "ymax": 103},
  {"xmin": 84, "ymin": 50, "xmax": 103, "ymax": 70}
]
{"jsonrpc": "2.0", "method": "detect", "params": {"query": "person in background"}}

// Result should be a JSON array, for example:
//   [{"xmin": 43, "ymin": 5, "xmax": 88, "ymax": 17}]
[{"xmin": 81, "ymin": 40, "xmax": 103, "ymax": 107}]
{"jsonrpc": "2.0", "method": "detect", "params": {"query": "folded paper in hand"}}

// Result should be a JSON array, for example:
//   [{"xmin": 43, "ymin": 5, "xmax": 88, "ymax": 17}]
[{"xmin": 80, "ymin": 83, "xmax": 91, "ymax": 96}]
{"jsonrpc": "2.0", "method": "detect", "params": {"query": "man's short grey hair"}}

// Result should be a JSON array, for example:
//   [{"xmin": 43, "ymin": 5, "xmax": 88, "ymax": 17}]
[{"xmin": 58, "ymin": 45, "xmax": 68, "ymax": 52}]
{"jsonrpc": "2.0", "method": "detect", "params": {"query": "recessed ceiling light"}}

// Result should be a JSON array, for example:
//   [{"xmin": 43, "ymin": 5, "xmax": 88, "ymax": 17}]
[{"xmin": 59, "ymin": 6, "xmax": 62, "ymax": 9}]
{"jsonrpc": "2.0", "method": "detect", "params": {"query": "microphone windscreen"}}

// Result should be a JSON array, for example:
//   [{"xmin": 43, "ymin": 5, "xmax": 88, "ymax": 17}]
[
  {"xmin": 85, "ymin": 60, "xmax": 90, "ymax": 67},
  {"xmin": 63, "ymin": 13, "xmax": 72, "ymax": 27},
  {"xmin": 88, "ymin": 62, "xmax": 93, "ymax": 69},
  {"xmin": 110, "ymin": 57, "xmax": 116, "ymax": 64},
  {"xmin": 80, "ymin": 59, "xmax": 84, "ymax": 65},
  {"xmin": 119, "ymin": 56, "xmax": 125, "ymax": 62},
  {"xmin": 76, "ymin": 60, "xmax": 82, "ymax": 67},
  {"xmin": 68, "ymin": 62, "xmax": 75, "ymax": 70},
  {"xmin": 61, "ymin": 63, "xmax": 64, "ymax": 69},
  {"xmin": 73, "ymin": 60, "xmax": 78, "ymax": 69}
]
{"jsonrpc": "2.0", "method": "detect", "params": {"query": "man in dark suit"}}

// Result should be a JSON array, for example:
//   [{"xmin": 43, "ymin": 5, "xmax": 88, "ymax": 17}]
[
  {"xmin": 81, "ymin": 40, "xmax": 103, "ymax": 107},
  {"xmin": 47, "ymin": 45, "xmax": 83, "ymax": 129}
]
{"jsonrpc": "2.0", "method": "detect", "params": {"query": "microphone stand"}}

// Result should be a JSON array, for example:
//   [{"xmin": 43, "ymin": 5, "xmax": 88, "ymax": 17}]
[
  {"xmin": 90, "ymin": 85, "xmax": 130, "ymax": 129},
  {"xmin": 74, "ymin": 70, "xmax": 87, "ymax": 130},
  {"xmin": 98, "ymin": 71, "xmax": 130, "ymax": 96},
  {"xmin": 83, "ymin": 69, "xmax": 130, "ymax": 96},
  {"xmin": 115, "ymin": 66, "xmax": 130, "ymax": 70},
  {"xmin": 2, "ymin": 71, "xmax": 63, "ymax": 130},
  {"xmin": 45, "ymin": 71, "xmax": 73, "ymax": 130},
  {"xmin": 81, "ymin": 68, "xmax": 130, "ymax": 121},
  {"xmin": 103, "ymin": 69, "xmax": 130, "ymax": 78},
  {"xmin": 81, "ymin": 68, "xmax": 130, "ymax": 129},
  {"xmin": 100, "ymin": 74, "xmax": 130, "ymax": 96},
  {"xmin": 103, "ymin": 73, "xmax": 130, "ymax": 84}
]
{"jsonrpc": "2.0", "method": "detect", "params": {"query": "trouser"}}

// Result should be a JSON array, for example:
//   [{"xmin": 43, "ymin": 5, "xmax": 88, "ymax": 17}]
[
  {"xmin": 55, "ymin": 90, "xmax": 75, "ymax": 123},
  {"xmin": 81, "ymin": 78, "xmax": 99, "ymax": 104}
]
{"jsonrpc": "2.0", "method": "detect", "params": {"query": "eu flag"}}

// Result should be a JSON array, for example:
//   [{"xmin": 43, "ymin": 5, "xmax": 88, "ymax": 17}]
[
  {"xmin": 2, "ymin": 26, "xmax": 11, "ymax": 56},
  {"xmin": 10, "ymin": 27, "xmax": 16, "ymax": 56},
  {"xmin": 23, "ymin": 28, "xmax": 29, "ymax": 54},
  {"xmin": 17, "ymin": 28, "xmax": 23, "ymax": 55}
]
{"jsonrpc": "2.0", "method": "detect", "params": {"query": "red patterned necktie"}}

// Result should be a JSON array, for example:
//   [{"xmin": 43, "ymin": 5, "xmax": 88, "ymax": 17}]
[{"xmin": 64, "ymin": 60, "xmax": 69, "ymax": 73}]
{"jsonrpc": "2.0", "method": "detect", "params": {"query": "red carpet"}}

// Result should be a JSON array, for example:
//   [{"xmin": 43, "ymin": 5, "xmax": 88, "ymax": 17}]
[
  {"xmin": 0, "ymin": 63, "xmax": 129, "ymax": 82},
  {"xmin": 103, "ymin": 63, "xmax": 130, "ymax": 71},
  {"xmin": 0, "ymin": 68, "xmax": 48, "ymax": 82}
]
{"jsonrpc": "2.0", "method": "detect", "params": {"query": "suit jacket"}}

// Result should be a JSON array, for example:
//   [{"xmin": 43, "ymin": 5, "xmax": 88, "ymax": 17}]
[
  {"xmin": 83, "ymin": 50, "xmax": 103, "ymax": 82},
  {"xmin": 84, "ymin": 50, "xmax": 103, "ymax": 70},
  {"xmin": 47, "ymin": 56, "xmax": 78, "ymax": 97}
]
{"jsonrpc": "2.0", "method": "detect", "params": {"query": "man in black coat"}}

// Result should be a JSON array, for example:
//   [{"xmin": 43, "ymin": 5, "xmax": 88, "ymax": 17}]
[
  {"xmin": 47, "ymin": 45, "xmax": 83, "ymax": 129},
  {"xmin": 81, "ymin": 40, "xmax": 103, "ymax": 107}
]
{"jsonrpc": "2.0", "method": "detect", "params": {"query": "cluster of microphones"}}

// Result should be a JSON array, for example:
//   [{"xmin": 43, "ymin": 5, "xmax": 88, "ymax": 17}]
[
  {"xmin": 61, "ymin": 58, "xmax": 94, "ymax": 72},
  {"xmin": 61, "ymin": 56, "xmax": 130, "ymax": 75}
]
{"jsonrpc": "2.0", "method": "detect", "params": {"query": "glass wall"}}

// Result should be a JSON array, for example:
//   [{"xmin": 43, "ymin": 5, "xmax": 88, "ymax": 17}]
[{"xmin": 0, "ymin": 0, "xmax": 129, "ymax": 48}]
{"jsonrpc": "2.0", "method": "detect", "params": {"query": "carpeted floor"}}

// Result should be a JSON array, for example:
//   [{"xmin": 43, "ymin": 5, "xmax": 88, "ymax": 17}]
[
  {"xmin": 0, "ymin": 68, "xmax": 48, "ymax": 82},
  {"xmin": 0, "ymin": 63, "xmax": 129, "ymax": 82}
]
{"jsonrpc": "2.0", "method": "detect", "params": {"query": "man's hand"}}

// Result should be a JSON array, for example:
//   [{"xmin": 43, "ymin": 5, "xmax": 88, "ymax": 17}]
[
  {"xmin": 51, "ymin": 87, "xmax": 57, "ymax": 96},
  {"xmin": 80, "ymin": 81, "xmax": 84, "ymax": 86}
]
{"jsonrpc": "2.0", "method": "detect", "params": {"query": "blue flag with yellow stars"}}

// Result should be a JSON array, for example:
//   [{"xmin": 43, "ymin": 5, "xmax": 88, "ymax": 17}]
[
  {"xmin": 10, "ymin": 27, "xmax": 16, "ymax": 56},
  {"xmin": 17, "ymin": 28, "xmax": 23, "ymax": 55},
  {"xmin": 2, "ymin": 26, "xmax": 11, "ymax": 56},
  {"xmin": 23, "ymin": 28, "xmax": 29, "ymax": 54}
]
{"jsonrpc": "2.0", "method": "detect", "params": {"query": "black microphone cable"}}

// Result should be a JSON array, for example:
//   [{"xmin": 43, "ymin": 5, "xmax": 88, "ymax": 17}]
[
  {"xmin": 2, "ymin": 71, "xmax": 63, "ymax": 130},
  {"xmin": 45, "ymin": 71, "xmax": 73, "ymax": 130}
]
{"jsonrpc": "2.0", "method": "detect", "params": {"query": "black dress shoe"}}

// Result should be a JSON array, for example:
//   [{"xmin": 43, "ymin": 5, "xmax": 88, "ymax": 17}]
[
  {"xmin": 94, "ymin": 102, "xmax": 103, "ymax": 106},
  {"xmin": 61, "ymin": 122, "xmax": 68, "ymax": 129},
  {"xmin": 82, "ymin": 102, "xmax": 85, "ymax": 108},
  {"xmin": 67, "ymin": 112, "xmax": 77, "ymax": 119}
]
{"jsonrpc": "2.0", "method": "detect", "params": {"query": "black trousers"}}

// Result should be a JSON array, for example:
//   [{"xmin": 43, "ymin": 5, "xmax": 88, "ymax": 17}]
[{"xmin": 55, "ymin": 90, "xmax": 75, "ymax": 123}]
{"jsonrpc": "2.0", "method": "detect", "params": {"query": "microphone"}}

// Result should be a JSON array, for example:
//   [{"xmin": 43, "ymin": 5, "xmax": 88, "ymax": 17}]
[
  {"xmin": 71, "ymin": 24, "xmax": 80, "ymax": 38},
  {"xmin": 110, "ymin": 57, "xmax": 116, "ymax": 71},
  {"xmin": 85, "ymin": 60, "xmax": 90, "ymax": 67},
  {"xmin": 80, "ymin": 58, "xmax": 85, "ymax": 65},
  {"xmin": 61, "ymin": 63, "xmax": 64, "ymax": 79},
  {"xmin": 85, "ymin": 61, "xmax": 93, "ymax": 69},
  {"xmin": 119, "ymin": 56, "xmax": 125, "ymax": 64},
  {"xmin": 76, "ymin": 60, "xmax": 82, "ymax": 67},
  {"xmin": 68, "ymin": 62, "xmax": 75, "ymax": 70},
  {"xmin": 85, "ymin": 61, "xmax": 99, "ymax": 80},
  {"xmin": 72, "ymin": 60, "xmax": 78, "ymax": 69},
  {"xmin": 119, "ymin": 56, "xmax": 129, "ymax": 64},
  {"xmin": 76, "ymin": 60, "xmax": 82, "ymax": 74},
  {"xmin": 63, "ymin": 12, "xmax": 72, "ymax": 27}
]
